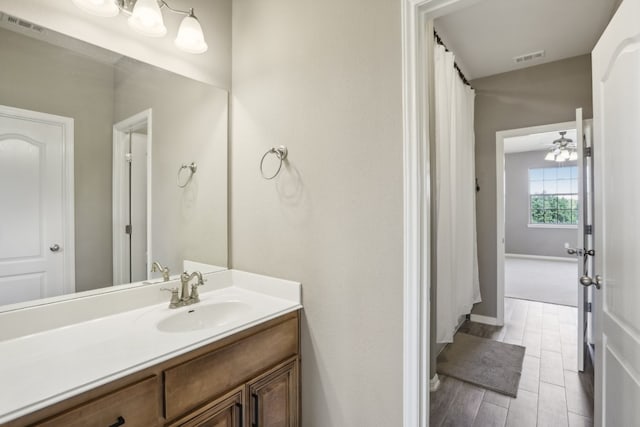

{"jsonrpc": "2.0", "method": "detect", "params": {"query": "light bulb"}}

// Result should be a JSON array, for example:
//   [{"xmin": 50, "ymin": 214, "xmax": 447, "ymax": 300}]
[
  {"xmin": 175, "ymin": 12, "xmax": 208, "ymax": 54},
  {"xmin": 545, "ymin": 151, "xmax": 555, "ymax": 161},
  {"xmin": 128, "ymin": 0, "xmax": 167, "ymax": 37},
  {"xmin": 569, "ymin": 151, "xmax": 578, "ymax": 161},
  {"xmin": 72, "ymin": 0, "xmax": 119, "ymax": 17}
]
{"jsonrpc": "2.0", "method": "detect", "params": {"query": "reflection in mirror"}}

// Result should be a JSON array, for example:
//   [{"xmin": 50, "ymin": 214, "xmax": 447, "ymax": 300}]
[{"xmin": 0, "ymin": 13, "xmax": 228, "ymax": 308}]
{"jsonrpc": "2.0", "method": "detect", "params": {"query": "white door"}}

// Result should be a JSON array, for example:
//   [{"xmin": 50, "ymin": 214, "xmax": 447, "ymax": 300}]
[
  {"xmin": 592, "ymin": 0, "xmax": 640, "ymax": 424},
  {"xmin": 113, "ymin": 110, "xmax": 151, "ymax": 286},
  {"xmin": 0, "ymin": 105, "xmax": 74, "ymax": 305},
  {"xmin": 574, "ymin": 109, "xmax": 595, "ymax": 372}
]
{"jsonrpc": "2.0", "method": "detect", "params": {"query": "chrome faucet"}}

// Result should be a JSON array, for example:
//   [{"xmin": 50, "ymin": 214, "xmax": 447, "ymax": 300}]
[{"xmin": 151, "ymin": 261, "xmax": 171, "ymax": 282}]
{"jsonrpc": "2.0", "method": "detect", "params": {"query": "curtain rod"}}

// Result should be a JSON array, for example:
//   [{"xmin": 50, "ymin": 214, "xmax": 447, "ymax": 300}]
[{"xmin": 433, "ymin": 31, "xmax": 473, "ymax": 89}]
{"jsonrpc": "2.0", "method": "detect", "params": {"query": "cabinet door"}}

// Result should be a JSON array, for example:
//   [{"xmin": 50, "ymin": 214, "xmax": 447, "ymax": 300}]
[
  {"xmin": 175, "ymin": 389, "xmax": 244, "ymax": 427},
  {"xmin": 248, "ymin": 358, "xmax": 298, "ymax": 427}
]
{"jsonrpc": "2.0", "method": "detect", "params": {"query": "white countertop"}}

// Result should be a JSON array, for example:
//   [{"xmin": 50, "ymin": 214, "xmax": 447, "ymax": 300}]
[{"xmin": 0, "ymin": 270, "xmax": 302, "ymax": 424}]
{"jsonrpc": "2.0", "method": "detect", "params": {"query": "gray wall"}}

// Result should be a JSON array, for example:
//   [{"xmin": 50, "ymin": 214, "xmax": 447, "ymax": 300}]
[
  {"xmin": 472, "ymin": 54, "xmax": 592, "ymax": 317},
  {"xmin": 231, "ymin": 0, "xmax": 403, "ymax": 425},
  {"xmin": 505, "ymin": 150, "xmax": 577, "ymax": 258},
  {"xmin": 114, "ymin": 59, "xmax": 228, "ymax": 275},
  {"xmin": 0, "ymin": 27, "xmax": 115, "ymax": 291}
]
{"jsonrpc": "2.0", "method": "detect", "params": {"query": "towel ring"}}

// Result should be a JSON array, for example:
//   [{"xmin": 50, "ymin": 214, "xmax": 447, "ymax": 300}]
[
  {"xmin": 260, "ymin": 146, "xmax": 288, "ymax": 180},
  {"xmin": 177, "ymin": 162, "xmax": 197, "ymax": 188}
]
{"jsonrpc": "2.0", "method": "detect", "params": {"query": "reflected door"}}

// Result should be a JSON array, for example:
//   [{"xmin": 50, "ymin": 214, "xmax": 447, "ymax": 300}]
[
  {"xmin": 113, "ymin": 110, "xmax": 150, "ymax": 286},
  {"xmin": 0, "ymin": 105, "xmax": 74, "ymax": 305}
]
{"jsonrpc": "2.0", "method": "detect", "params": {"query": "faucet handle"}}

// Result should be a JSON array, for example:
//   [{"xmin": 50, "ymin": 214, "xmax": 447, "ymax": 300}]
[
  {"xmin": 160, "ymin": 287, "xmax": 181, "ymax": 309},
  {"xmin": 189, "ymin": 279, "xmax": 205, "ymax": 303}
]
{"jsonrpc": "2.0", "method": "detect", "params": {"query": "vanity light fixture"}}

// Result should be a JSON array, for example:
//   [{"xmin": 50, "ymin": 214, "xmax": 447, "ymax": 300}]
[{"xmin": 71, "ymin": 0, "xmax": 208, "ymax": 53}]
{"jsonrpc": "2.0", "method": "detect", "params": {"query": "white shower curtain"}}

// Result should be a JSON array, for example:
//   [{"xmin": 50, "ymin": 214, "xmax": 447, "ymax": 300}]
[{"xmin": 434, "ymin": 43, "xmax": 481, "ymax": 344}]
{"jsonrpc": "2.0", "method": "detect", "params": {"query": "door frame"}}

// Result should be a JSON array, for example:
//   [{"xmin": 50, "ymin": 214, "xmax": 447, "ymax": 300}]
[
  {"xmin": 0, "ymin": 104, "xmax": 75, "ymax": 295},
  {"xmin": 401, "ymin": 0, "xmax": 480, "ymax": 425},
  {"xmin": 495, "ymin": 120, "xmax": 579, "ymax": 326},
  {"xmin": 112, "ymin": 109, "xmax": 152, "ymax": 285}
]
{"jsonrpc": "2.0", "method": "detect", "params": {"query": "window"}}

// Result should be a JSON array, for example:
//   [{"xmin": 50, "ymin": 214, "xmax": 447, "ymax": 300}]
[{"xmin": 528, "ymin": 166, "xmax": 578, "ymax": 225}]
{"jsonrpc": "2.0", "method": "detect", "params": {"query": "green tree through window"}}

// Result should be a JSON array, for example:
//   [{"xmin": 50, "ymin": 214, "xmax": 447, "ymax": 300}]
[{"xmin": 529, "ymin": 166, "xmax": 578, "ymax": 225}]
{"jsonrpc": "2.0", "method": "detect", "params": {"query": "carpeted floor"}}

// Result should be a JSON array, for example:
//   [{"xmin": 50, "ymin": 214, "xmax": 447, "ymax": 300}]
[{"xmin": 505, "ymin": 256, "xmax": 578, "ymax": 306}]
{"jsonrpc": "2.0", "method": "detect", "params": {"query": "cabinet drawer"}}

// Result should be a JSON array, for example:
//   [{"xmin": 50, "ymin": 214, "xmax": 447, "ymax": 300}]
[
  {"xmin": 164, "ymin": 317, "xmax": 298, "ymax": 421},
  {"xmin": 35, "ymin": 376, "xmax": 161, "ymax": 427}
]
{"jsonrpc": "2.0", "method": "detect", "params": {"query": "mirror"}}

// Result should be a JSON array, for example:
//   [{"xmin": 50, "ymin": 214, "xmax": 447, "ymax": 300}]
[{"xmin": 0, "ymin": 12, "xmax": 228, "ymax": 308}]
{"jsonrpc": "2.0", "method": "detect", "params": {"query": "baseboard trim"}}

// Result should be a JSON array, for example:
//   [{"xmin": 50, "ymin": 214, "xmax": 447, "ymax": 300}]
[
  {"xmin": 430, "ymin": 374, "xmax": 441, "ymax": 392},
  {"xmin": 470, "ymin": 314, "xmax": 500, "ymax": 326},
  {"xmin": 505, "ymin": 253, "xmax": 577, "ymax": 263}
]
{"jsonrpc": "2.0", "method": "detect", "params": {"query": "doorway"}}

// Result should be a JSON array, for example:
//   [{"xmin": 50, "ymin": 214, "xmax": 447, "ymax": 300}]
[
  {"xmin": 112, "ymin": 109, "xmax": 152, "ymax": 286},
  {"xmin": 498, "ymin": 123, "xmax": 581, "ymax": 307},
  {"xmin": 404, "ymin": 0, "xmax": 631, "ymax": 426},
  {"xmin": 0, "ymin": 105, "xmax": 75, "ymax": 305}
]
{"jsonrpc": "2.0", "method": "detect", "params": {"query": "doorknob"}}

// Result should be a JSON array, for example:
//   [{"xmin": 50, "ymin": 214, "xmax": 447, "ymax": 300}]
[
  {"xmin": 565, "ymin": 246, "xmax": 595, "ymax": 257},
  {"xmin": 49, "ymin": 244, "xmax": 60, "ymax": 252},
  {"xmin": 566, "ymin": 246, "xmax": 583, "ymax": 256},
  {"xmin": 579, "ymin": 274, "xmax": 602, "ymax": 289}
]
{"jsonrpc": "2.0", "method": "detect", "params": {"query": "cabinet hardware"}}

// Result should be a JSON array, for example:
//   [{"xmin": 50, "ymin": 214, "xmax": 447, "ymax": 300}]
[{"xmin": 108, "ymin": 416, "xmax": 125, "ymax": 427}]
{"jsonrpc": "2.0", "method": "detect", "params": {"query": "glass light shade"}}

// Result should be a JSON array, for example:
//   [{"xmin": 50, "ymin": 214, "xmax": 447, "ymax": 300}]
[
  {"xmin": 175, "ymin": 14, "xmax": 208, "ymax": 54},
  {"xmin": 569, "ymin": 151, "xmax": 578, "ymax": 161},
  {"xmin": 128, "ymin": 0, "xmax": 167, "ymax": 37},
  {"xmin": 545, "ymin": 151, "xmax": 556, "ymax": 161},
  {"xmin": 72, "ymin": 0, "xmax": 119, "ymax": 17},
  {"xmin": 556, "ymin": 150, "xmax": 569, "ymax": 162}
]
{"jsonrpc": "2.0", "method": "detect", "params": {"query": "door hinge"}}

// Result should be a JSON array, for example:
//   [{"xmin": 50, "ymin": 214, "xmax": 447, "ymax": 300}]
[
  {"xmin": 584, "ymin": 147, "xmax": 592, "ymax": 157},
  {"xmin": 125, "ymin": 152, "xmax": 133, "ymax": 163},
  {"xmin": 584, "ymin": 224, "xmax": 593, "ymax": 235},
  {"xmin": 585, "ymin": 302, "xmax": 592, "ymax": 313},
  {"xmin": 125, "ymin": 224, "xmax": 132, "ymax": 235}
]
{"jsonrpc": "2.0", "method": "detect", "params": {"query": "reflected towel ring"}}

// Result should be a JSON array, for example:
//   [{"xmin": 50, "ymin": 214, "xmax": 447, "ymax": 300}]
[
  {"xmin": 177, "ymin": 162, "xmax": 197, "ymax": 188},
  {"xmin": 260, "ymin": 146, "xmax": 288, "ymax": 180}
]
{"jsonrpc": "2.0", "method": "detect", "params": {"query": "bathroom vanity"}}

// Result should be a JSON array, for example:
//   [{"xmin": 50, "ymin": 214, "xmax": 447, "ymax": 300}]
[{"xmin": 0, "ymin": 270, "xmax": 302, "ymax": 427}]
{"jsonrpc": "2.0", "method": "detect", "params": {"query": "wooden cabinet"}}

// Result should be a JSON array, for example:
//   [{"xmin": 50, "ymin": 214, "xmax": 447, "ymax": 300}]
[
  {"xmin": 248, "ymin": 359, "xmax": 298, "ymax": 427},
  {"xmin": 34, "ymin": 377, "xmax": 161, "ymax": 427},
  {"xmin": 7, "ymin": 311, "xmax": 300, "ymax": 427},
  {"xmin": 164, "ymin": 316, "xmax": 298, "ymax": 420},
  {"xmin": 170, "ymin": 387, "xmax": 244, "ymax": 427}
]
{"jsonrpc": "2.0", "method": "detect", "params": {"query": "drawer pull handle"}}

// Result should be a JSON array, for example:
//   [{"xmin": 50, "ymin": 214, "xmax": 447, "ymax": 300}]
[
  {"xmin": 252, "ymin": 393, "xmax": 259, "ymax": 427},
  {"xmin": 108, "ymin": 416, "xmax": 125, "ymax": 427}
]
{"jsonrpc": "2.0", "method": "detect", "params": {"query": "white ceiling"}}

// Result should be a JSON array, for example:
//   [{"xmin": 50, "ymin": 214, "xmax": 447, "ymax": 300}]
[
  {"xmin": 434, "ymin": 0, "xmax": 621, "ymax": 80},
  {"xmin": 504, "ymin": 129, "xmax": 577, "ymax": 154}
]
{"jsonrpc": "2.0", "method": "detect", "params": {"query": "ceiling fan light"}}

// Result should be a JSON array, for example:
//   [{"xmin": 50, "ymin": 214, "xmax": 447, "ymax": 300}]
[
  {"xmin": 175, "ymin": 13, "xmax": 208, "ymax": 53},
  {"xmin": 72, "ymin": 0, "xmax": 119, "ymax": 17},
  {"xmin": 569, "ymin": 151, "xmax": 578, "ymax": 161},
  {"xmin": 128, "ymin": 0, "xmax": 167, "ymax": 37},
  {"xmin": 545, "ymin": 151, "xmax": 556, "ymax": 161},
  {"xmin": 555, "ymin": 150, "xmax": 569, "ymax": 162}
]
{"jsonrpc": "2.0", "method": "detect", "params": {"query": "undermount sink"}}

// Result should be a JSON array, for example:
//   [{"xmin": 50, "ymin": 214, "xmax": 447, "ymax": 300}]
[{"xmin": 157, "ymin": 301, "xmax": 253, "ymax": 333}]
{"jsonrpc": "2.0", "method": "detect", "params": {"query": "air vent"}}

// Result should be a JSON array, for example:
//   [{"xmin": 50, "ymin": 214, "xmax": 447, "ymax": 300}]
[
  {"xmin": 513, "ymin": 50, "xmax": 545, "ymax": 64},
  {"xmin": 1, "ymin": 13, "xmax": 45, "ymax": 34}
]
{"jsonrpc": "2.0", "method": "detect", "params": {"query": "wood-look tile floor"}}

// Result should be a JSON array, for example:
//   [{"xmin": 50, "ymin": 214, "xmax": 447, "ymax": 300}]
[{"xmin": 430, "ymin": 298, "xmax": 594, "ymax": 427}]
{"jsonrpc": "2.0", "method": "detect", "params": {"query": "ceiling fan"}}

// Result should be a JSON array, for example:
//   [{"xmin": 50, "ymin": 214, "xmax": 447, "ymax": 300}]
[{"xmin": 544, "ymin": 131, "xmax": 577, "ymax": 162}]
